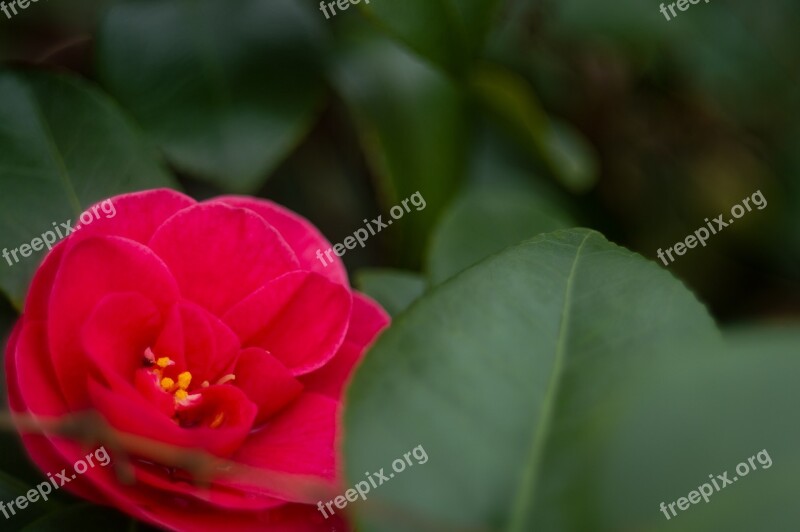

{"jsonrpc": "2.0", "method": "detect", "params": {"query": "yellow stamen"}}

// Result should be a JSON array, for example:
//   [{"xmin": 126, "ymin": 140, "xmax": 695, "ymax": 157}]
[
  {"xmin": 177, "ymin": 371, "xmax": 192, "ymax": 390},
  {"xmin": 160, "ymin": 377, "xmax": 175, "ymax": 391},
  {"xmin": 210, "ymin": 412, "xmax": 225, "ymax": 429},
  {"xmin": 156, "ymin": 357, "xmax": 174, "ymax": 369},
  {"xmin": 216, "ymin": 374, "xmax": 236, "ymax": 386},
  {"xmin": 175, "ymin": 389, "xmax": 189, "ymax": 401}
]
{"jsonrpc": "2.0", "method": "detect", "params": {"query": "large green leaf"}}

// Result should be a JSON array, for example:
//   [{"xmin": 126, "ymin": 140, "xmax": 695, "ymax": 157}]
[
  {"xmin": 332, "ymin": 33, "xmax": 470, "ymax": 266},
  {"xmin": 96, "ymin": 0, "xmax": 326, "ymax": 192},
  {"xmin": 362, "ymin": 0, "xmax": 502, "ymax": 75},
  {"xmin": 345, "ymin": 228, "xmax": 720, "ymax": 531},
  {"xmin": 582, "ymin": 327, "xmax": 800, "ymax": 531},
  {"xmin": 0, "ymin": 71, "xmax": 175, "ymax": 307}
]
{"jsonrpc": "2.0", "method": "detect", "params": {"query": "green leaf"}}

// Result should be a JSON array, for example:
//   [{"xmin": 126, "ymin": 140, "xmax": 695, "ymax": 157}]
[
  {"xmin": 355, "ymin": 269, "xmax": 427, "ymax": 317},
  {"xmin": 0, "ymin": 431, "xmax": 58, "ymax": 494},
  {"xmin": 362, "ymin": 0, "xmax": 502, "ymax": 75},
  {"xmin": 427, "ymin": 183, "xmax": 574, "ymax": 284},
  {"xmin": 584, "ymin": 328, "xmax": 800, "ymax": 531},
  {"xmin": 332, "ymin": 34, "xmax": 470, "ymax": 266},
  {"xmin": 0, "ymin": 71, "xmax": 176, "ymax": 307},
  {"xmin": 0, "ymin": 469, "xmax": 64, "ymax": 527},
  {"xmin": 96, "ymin": 0, "xmax": 326, "ymax": 192},
  {"xmin": 345, "ymin": 228, "xmax": 720, "ymax": 531},
  {"xmin": 471, "ymin": 65, "xmax": 598, "ymax": 192},
  {"xmin": 548, "ymin": 0, "xmax": 675, "ymax": 57},
  {"xmin": 21, "ymin": 504, "xmax": 135, "ymax": 531}
]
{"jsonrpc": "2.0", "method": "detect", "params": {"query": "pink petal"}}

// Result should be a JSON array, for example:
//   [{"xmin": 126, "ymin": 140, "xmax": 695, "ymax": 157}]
[
  {"xmin": 148, "ymin": 203, "xmax": 300, "ymax": 315},
  {"xmin": 179, "ymin": 300, "xmax": 241, "ymax": 385},
  {"xmin": 231, "ymin": 393, "xmax": 338, "ymax": 491},
  {"xmin": 4, "ymin": 321, "xmax": 24, "ymax": 412},
  {"xmin": 223, "ymin": 271, "xmax": 352, "ymax": 375},
  {"xmin": 301, "ymin": 293, "xmax": 389, "ymax": 398},
  {"xmin": 23, "ymin": 242, "xmax": 66, "ymax": 320},
  {"xmin": 152, "ymin": 304, "xmax": 187, "ymax": 370},
  {"xmin": 67, "ymin": 188, "xmax": 196, "ymax": 246},
  {"xmin": 235, "ymin": 347, "xmax": 304, "ymax": 425},
  {"xmin": 11, "ymin": 321, "xmax": 68, "ymax": 416},
  {"xmin": 88, "ymin": 379, "xmax": 256, "ymax": 457},
  {"xmin": 134, "ymin": 464, "xmax": 285, "ymax": 512},
  {"xmin": 81, "ymin": 292, "xmax": 162, "ymax": 386},
  {"xmin": 47, "ymin": 236, "xmax": 179, "ymax": 408},
  {"xmin": 344, "ymin": 292, "xmax": 390, "ymax": 346},
  {"xmin": 216, "ymin": 196, "xmax": 349, "ymax": 287}
]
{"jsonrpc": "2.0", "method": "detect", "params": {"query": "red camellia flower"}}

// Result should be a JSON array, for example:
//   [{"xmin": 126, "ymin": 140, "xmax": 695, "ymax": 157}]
[{"xmin": 4, "ymin": 189, "xmax": 389, "ymax": 531}]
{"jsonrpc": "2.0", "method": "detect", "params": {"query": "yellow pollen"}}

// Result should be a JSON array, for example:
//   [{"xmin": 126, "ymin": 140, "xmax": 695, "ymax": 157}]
[
  {"xmin": 156, "ymin": 357, "xmax": 174, "ymax": 369},
  {"xmin": 177, "ymin": 372, "xmax": 192, "ymax": 390},
  {"xmin": 160, "ymin": 377, "xmax": 175, "ymax": 391},
  {"xmin": 175, "ymin": 389, "xmax": 189, "ymax": 401},
  {"xmin": 210, "ymin": 412, "xmax": 225, "ymax": 429}
]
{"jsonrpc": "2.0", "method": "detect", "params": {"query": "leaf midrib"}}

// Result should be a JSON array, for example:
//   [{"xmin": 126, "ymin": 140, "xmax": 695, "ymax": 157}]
[{"xmin": 506, "ymin": 230, "xmax": 593, "ymax": 531}]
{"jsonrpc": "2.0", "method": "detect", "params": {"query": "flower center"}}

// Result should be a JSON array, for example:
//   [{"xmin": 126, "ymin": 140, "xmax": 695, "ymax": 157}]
[{"xmin": 143, "ymin": 348, "xmax": 236, "ymax": 429}]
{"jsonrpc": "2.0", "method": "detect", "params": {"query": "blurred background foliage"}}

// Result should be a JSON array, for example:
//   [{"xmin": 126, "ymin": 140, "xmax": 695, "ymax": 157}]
[
  {"xmin": 0, "ymin": 0, "xmax": 797, "ymax": 320},
  {"xmin": 0, "ymin": 0, "xmax": 798, "ymax": 529}
]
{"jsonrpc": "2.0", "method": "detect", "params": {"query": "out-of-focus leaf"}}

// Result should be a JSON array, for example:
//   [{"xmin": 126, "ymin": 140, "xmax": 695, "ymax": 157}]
[
  {"xmin": 21, "ymin": 504, "xmax": 134, "ymax": 531},
  {"xmin": 332, "ymin": 33, "xmax": 470, "ymax": 266},
  {"xmin": 356, "ymin": 269, "xmax": 427, "ymax": 317},
  {"xmin": 0, "ymin": 429, "xmax": 55, "ymax": 494},
  {"xmin": 471, "ymin": 65, "xmax": 597, "ymax": 192},
  {"xmin": 345, "ymin": 228, "xmax": 720, "ymax": 531},
  {"xmin": 0, "ymin": 469, "xmax": 63, "ymax": 527},
  {"xmin": 97, "ymin": 0, "xmax": 326, "ymax": 192},
  {"xmin": 362, "ymin": 0, "xmax": 501, "ymax": 75},
  {"xmin": 0, "ymin": 71, "xmax": 175, "ymax": 307},
  {"xmin": 549, "ymin": 0, "xmax": 799, "ymax": 126},
  {"xmin": 427, "ymin": 183, "xmax": 574, "ymax": 284},
  {"xmin": 672, "ymin": 4, "xmax": 797, "ymax": 127},
  {"xmin": 548, "ymin": 0, "xmax": 674, "ymax": 58}
]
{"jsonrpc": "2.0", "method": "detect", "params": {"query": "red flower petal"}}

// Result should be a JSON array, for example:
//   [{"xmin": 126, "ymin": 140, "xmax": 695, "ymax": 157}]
[
  {"xmin": 68, "ymin": 188, "xmax": 196, "ymax": 246},
  {"xmin": 301, "ymin": 292, "xmax": 389, "ymax": 399},
  {"xmin": 234, "ymin": 347, "xmax": 304, "ymax": 425},
  {"xmin": 223, "ymin": 271, "xmax": 351, "ymax": 376},
  {"xmin": 47, "ymin": 236, "xmax": 179, "ymax": 408},
  {"xmin": 88, "ymin": 379, "xmax": 256, "ymax": 457},
  {"xmin": 216, "ymin": 196, "xmax": 349, "ymax": 287},
  {"xmin": 81, "ymin": 292, "xmax": 161, "ymax": 386},
  {"xmin": 230, "ymin": 393, "xmax": 338, "ymax": 492},
  {"xmin": 12, "ymin": 321, "xmax": 68, "ymax": 416},
  {"xmin": 179, "ymin": 300, "xmax": 241, "ymax": 386},
  {"xmin": 148, "ymin": 203, "xmax": 299, "ymax": 315}
]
